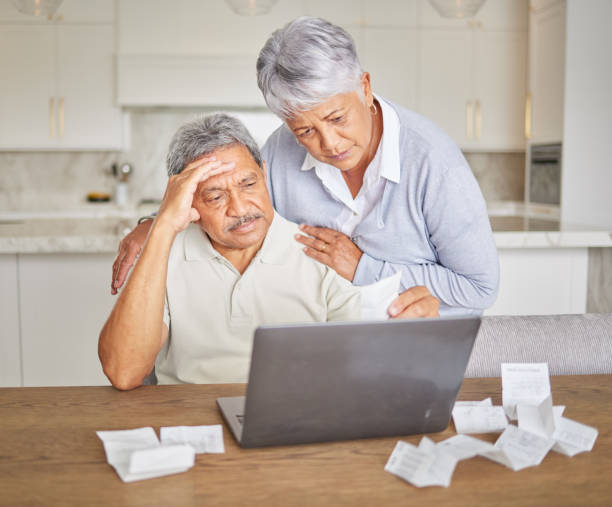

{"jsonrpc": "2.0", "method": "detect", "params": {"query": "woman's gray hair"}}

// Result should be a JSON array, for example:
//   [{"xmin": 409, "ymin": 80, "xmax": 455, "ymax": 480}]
[
  {"xmin": 166, "ymin": 114, "xmax": 263, "ymax": 176},
  {"xmin": 256, "ymin": 16, "xmax": 363, "ymax": 119}
]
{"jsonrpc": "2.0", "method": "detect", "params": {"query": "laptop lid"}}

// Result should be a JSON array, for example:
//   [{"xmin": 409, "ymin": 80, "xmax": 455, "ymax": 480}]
[{"xmin": 239, "ymin": 316, "xmax": 481, "ymax": 448}]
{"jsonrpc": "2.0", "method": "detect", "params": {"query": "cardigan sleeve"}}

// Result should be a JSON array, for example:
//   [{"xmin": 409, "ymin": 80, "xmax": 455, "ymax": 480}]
[{"xmin": 353, "ymin": 159, "xmax": 499, "ymax": 312}]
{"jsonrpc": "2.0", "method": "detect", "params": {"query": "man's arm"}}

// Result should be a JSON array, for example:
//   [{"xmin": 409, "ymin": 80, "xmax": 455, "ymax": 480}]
[{"xmin": 99, "ymin": 156, "xmax": 234, "ymax": 390}]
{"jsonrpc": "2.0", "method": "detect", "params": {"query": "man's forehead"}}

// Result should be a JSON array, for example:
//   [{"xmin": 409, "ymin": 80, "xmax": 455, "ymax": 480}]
[{"xmin": 197, "ymin": 166, "xmax": 260, "ymax": 192}]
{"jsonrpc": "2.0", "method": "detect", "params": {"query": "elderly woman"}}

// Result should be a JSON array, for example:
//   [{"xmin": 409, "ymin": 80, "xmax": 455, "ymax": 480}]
[{"xmin": 112, "ymin": 17, "xmax": 498, "ymax": 316}]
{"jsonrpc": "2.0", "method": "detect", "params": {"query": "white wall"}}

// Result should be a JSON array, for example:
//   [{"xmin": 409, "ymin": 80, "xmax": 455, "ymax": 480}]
[{"xmin": 561, "ymin": 0, "xmax": 612, "ymax": 228}]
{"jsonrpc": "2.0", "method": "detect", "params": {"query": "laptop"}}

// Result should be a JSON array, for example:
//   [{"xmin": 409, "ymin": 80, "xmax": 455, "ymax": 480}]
[{"xmin": 217, "ymin": 316, "xmax": 481, "ymax": 448}]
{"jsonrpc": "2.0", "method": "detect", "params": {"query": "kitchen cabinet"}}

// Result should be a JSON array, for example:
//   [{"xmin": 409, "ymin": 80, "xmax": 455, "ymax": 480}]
[
  {"xmin": 527, "ymin": 0, "xmax": 566, "ymax": 143},
  {"xmin": 417, "ymin": 27, "xmax": 527, "ymax": 151},
  {"xmin": 0, "ymin": 2, "xmax": 125, "ymax": 150},
  {"xmin": 0, "ymin": 254, "xmax": 21, "ymax": 387},
  {"xmin": 362, "ymin": 28, "xmax": 418, "ymax": 110},
  {"xmin": 118, "ymin": 0, "xmax": 302, "ymax": 106},
  {"xmin": 18, "ymin": 253, "xmax": 114, "ymax": 386},
  {"xmin": 487, "ymin": 247, "xmax": 588, "ymax": 316}
]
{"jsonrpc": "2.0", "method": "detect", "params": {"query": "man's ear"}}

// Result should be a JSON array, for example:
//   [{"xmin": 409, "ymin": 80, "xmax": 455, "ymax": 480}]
[{"xmin": 262, "ymin": 160, "xmax": 267, "ymax": 181}]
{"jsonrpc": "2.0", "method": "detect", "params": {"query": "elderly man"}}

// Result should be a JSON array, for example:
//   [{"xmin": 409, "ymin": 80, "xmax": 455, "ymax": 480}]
[{"xmin": 99, "ymin": 114, "xmax": 439, "ymax": 390}]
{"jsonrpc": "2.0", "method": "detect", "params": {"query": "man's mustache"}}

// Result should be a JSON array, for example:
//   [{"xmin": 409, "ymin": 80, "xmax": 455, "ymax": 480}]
[{"xmin": 226, "ymin": 213, "xmax": 264, "ymax": 231}]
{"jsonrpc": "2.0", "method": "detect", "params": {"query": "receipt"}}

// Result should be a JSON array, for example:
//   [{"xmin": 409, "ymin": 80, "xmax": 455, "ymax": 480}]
[
  {"xmin": 482, "ymin": 424, "xmax": 555, "ymax": 471},
  {"xmin": 502, "ymin": 363, "xmax": 551, "ymax": 420},
  {"xmin": 385, "ymin": 439, "xmax": 458, "ymax": 488},
  {"xmin": 360, "ymin": 272, "xmax": 401, "ymax": 320},
  {"xmin": 452, "ymin": 405, "xmax": 508, "ymax": 434},
  {"xmin": 437, "ymin": 434, "xmax": 496, "ymax": 460},
  {"xmin": 552, "ymin": 416, "xmax": 598, "ymax": 456},
  {"xmin": 454, "ymin": 398, "xmax": 493, "ymax": 408},
  {"xmin": 160, "ymin": 425, "xmax": 225, "ymax": 454},
  {"xmin": 517, "ymin": 394, "xmax": 556, "ymax": 438},
  {"xmin": 97, "ymin": 427, "xmax": 195, "ymax": 482}
]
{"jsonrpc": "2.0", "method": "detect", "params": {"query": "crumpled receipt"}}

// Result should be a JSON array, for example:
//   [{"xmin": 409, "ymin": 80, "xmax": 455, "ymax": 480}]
[
  {"xmin": 360, "ymin": 272, "xmax": 401, "ymax": 320},
  {"xmin": 96, "ymin": 427, "xmax": 195, "ymax": 483},
  {"xmin": 160, "ymin": 425, "xmax": 225, "ymax": 454},
  {"xmin": 385, "ymin": 363, "xmax": 598, "ymax": 488}
]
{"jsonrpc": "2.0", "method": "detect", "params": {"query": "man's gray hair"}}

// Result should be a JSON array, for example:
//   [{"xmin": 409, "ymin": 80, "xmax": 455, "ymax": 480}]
[
  {"xmin": 166, "ymin": 114, "xmax": 263, "ymax": 176},
  {"xmin": 256, "ymin": 16, "xmax": 363, "ymax": 119}
]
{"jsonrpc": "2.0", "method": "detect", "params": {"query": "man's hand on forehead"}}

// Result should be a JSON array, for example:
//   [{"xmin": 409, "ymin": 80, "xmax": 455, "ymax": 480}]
[{"xmin": 155, "ymin": 156, "xmax": 235, "ymax": 235}]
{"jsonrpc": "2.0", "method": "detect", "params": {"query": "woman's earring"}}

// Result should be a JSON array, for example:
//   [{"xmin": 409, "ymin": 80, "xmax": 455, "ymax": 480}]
[{"xmin": 370, "ymin": 103, "xmax": 378, "ymax": 115}]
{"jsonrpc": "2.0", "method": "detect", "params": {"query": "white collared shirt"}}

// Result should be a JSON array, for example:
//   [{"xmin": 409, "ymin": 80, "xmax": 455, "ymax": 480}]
[{"xmin": 299, "ymin": 95, "xmax": 401, "ymax": 237}]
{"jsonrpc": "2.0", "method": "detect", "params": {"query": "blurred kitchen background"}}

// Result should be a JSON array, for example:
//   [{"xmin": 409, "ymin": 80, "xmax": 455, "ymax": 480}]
[{"xmin": 1, "ymin": 0, "xmax": 611, "ymax": 387}]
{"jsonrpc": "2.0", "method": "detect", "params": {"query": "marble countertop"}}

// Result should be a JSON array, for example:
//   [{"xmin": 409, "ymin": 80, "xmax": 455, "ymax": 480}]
[{"xmin": 1, "ymin": 207, "xmax": 611, "ymax": 254}]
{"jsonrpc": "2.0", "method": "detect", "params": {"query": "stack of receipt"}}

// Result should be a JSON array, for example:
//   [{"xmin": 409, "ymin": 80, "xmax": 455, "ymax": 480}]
[
  {"xmin": 385, "ymin": 363, "xmax": 598, "ymax": 488},
  {"xmin": 97, "ymin": 424, "xmax": 225, "ymax": 482}
]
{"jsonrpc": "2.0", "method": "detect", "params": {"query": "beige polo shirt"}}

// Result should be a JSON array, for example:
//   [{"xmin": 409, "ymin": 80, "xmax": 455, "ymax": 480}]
[{"xmin": 155, "ymin": 213, "xmax": 361, "ymax": 385}]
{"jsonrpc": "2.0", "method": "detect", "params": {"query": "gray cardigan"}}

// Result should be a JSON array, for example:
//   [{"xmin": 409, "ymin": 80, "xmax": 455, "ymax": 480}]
[{"xmin": 262, "ymin": 97, "xmax": 499, "ymax": 316}]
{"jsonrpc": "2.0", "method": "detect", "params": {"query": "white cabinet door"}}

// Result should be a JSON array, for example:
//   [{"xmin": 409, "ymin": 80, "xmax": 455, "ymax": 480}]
[
  {"xmin": 0, "ymin": 254, "xmax": 21, "ymax": 387},
  {"xmin": 57, "ymin": 25, "xmax": 124, "ymax": 149},
  {"xmin": 19, "ymin": 253, "xmax": 115, "ymax": 387},
  {"xmin": 418, "ymin": 28, "xmax": 527, "ymax": 151},
  {"xmin": 363, "ymin": 27, "xmax": 418, "ymax": 110},
  {"xmin": 472, "ymin": 31, "xmax": 527, "ymax": 151},
  {"xmin": 486, "ymin": 247, "xmax": 588, "ymax": 316},
  {"xmin": 417, "ymin": 29, "xmax": 472, "ymax": 145},
  {"xmin": 0, "ymin": 25, "xmax": 57, "ymax": 149},
  {"xmin": 528, "ymin": 0, "xmax": 566, "ymax": 143}
]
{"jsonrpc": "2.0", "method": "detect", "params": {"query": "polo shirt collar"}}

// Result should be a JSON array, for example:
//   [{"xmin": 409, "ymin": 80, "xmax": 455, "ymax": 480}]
[
  {"xmin": 184, "ymin": 212, "xmax": 288, "ymax": 265},
  {"xmin": 298, "ymin": 93, "xmax": 401, "ymax": 184}
]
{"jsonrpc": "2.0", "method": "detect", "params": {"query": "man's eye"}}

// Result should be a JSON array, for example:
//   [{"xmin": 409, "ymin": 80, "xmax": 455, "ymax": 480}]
[
  {"xmin": 298, "ymin": 129, "xmax": 312, "ymax": 138},
  {"xmin": 206, "ymin": 194, "xmax": 223, "ymax": 202},
  {"xmin": 331, "ymin": 116, "xmax": 344, "ymax": 123}
]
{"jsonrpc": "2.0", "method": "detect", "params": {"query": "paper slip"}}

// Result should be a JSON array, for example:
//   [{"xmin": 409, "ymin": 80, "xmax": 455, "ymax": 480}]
[
  {"xmin": 161, "ymin": 425, "xmax": 225, "ymax": 454},
  {"xmin": 517, "ymin": 394, "xmax": 556, "ymax": 438},
  {"xmin": 552, "ymin": 415, "xmax": 598, "ymax": 457},
  {"xmin": 454, "ymin": 398, "xmax": 493, "ymax": 408},
  {"xmin": 97, "ymin": 427, "xmax": 195, "ymax": 482},
  {"xmin": 481, "ymin": 424, "xmax": 555, "ymax": 471},
  {"xmin": 360, "ymin": 272, "xmax": 401, "ymax": 320},
  {"xmin": 502, "ymin": 363, "xmax": 551, "ymax": 420},
  {"xmin": 385, "ymin": 439, "xmax": 458, "ymax": 488},
  {"xmin": 452, "ymin": 405, "xmax": 508, "ymax": 434},
  {"xmin": 436, "ymin": 434, "xmax": 496, "ymax": 461}
]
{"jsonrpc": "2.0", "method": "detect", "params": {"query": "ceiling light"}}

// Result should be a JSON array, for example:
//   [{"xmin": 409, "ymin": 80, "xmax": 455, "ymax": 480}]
[
  {"xmin": 225, "ymin": 0, "xmax": 278, "ymax": 17},
  {"xmin": 429, "ymin": 0, "xmax": 487, "ymax": 19},
  {"xmin": 10, "ymin": 0, "xmax": 63, "ymax": 17}
]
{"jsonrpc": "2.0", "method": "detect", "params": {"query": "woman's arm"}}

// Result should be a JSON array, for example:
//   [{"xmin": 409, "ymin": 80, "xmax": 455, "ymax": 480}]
[{"xmin": 354, "ymin": 162, "xmax": 499, "ymax": 312}]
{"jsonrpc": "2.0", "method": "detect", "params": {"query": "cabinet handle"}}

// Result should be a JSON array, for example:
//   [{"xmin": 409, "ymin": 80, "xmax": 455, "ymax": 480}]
[
  {"xmin": 475, "ymin": 100, "xmax": 482, "ymax": 140},
  {"xmin": 49, "ymin": 97, "xmax": 55, "ymax": 138},
  {"xmin": 525, "ymin": 93, "xmax": 532, "ymax": 139},
  {"xmin": 466, "ymin": 100, "xmax": 473, "ymax": 139},
  {"xmin": 58, "ymin": 97, "xmax": 64, "ymax": 138}
]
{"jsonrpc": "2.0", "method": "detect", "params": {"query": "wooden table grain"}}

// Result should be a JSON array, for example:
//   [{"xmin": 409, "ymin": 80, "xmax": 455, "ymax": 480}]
[{"xmin": 1, "ymin": 376, "xmax": 610, "ymax": 506}]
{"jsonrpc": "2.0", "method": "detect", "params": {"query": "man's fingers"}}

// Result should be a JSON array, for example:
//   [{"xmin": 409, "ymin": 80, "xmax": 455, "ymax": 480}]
[
  {"xmin": 393, "ymin": 296, "xmax": 440, "ymax": 319},
  {"xmin": 298, "ymin": 224, "xmax": 340, "ymax": 243},
  {"xmin": 388, "ymin": 286, "xmax": 439, "ymax": 318}
]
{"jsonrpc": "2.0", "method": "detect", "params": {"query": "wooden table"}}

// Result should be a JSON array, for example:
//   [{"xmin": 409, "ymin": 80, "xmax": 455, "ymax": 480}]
[{"xmin": 1, "ymin": 376, "xmax": 611, "ymax": 506}]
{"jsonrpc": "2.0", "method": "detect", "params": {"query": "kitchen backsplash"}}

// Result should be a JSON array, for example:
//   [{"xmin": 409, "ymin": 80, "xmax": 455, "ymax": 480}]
[{"xmin": 0, "ymin": 110, "xmax": 525, "ymax": 211}]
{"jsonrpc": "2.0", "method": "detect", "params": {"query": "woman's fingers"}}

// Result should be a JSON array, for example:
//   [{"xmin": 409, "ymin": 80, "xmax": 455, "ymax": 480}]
[{"xmin": 298, "ymin": 224, "xmax": 340, "ymax": 243}]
